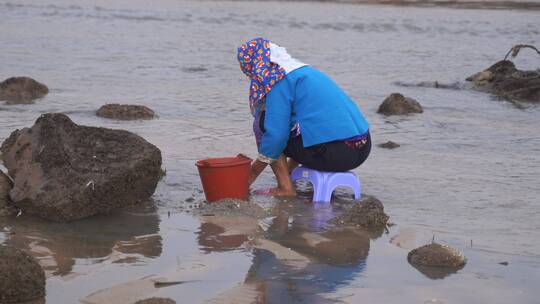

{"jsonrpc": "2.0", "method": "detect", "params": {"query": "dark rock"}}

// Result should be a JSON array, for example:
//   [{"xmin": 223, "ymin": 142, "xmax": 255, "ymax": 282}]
[
  {"xmin": 466, "ymin": 60, "xmax": 540, "ymax": 103},
  {"xmin": 0, "ymin": 171, "xmax": 16, "ymax": 217},
  {"xmin": 378, "ymin": 141, "xmax": 400, "ymax": 149},
  {"xmin": 0, "ymin": 77, "xmax": 49, "ymax": 103},
  {"xmin": 96, "ymin": 104, "xmax": 155, "ymax": 120},
  {"xmin": 408, "ymin": 243, "xmax": 466, "ymax": 268},
  {"xmin": 135, "ymin": 298, "xmax": 176, "ymax": 304},
  {"xmin": 0, "ymin": 245, "xmax": 45, "ymax": 303},
  {"xmin": 330, "ymin": 196, "xmax": 389, "ymax": 229},
  {"xmin": 377, "ymin": 93, "xmax": 423, "ymax": 115},
  {"xmin": 0, "ymin": 113, "xmax": 162, "ymax": 222}
]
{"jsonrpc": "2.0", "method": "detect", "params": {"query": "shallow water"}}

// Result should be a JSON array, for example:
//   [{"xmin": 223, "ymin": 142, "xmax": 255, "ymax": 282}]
[{"xmin": 1, "ymin": 0, "xmax": 540, "ymax": 303}]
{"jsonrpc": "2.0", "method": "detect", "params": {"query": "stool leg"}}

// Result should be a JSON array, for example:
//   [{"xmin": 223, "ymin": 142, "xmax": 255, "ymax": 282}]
[
  {"xmin": 353, "ymin": 184, "xmax": 361, "ymax": 200},
  {"xmin": 322, "ymin": 186, "xmax": 334, "ymax": 203},
  {"xmin": 307, "ymin": 171, "xmax": 327, "ymax": 202}
]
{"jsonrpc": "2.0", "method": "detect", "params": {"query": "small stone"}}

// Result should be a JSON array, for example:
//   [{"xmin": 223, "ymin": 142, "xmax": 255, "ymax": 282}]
[
  {"xmin": 0, "ymin": 77, "xmax": 49, "ymax": 103},
  {"xmin": 0, "ymin": 245, "xmax": 46, "ymax": 303},
  {"xmin": 377, "ymin": 93, "xmax": 423, "ymax": 116},
  {"xmin": 134, "ymin": 297, "xmax": 176, "ymax": 304},
  {"xmin": 408, "ymin": 243, "xmax": 466, "ymax": 268},
  {"xmin": 378, "ymin": 141, "xmax": 400, "ymax": 149},
  {"xmin": 96, "ymin": 104, "xmax": 155, "ymax": 120},
  {"xmin": 182, "ymin": 66, "xmax": 207, "ymax": 73}
]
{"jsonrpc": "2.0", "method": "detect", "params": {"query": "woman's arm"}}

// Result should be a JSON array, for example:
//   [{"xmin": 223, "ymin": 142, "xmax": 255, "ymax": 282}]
[
  {"xmin": 258, "ymin": 80, "xmax": 293, "ymax": 162},
  {"xmin": 248, "ymin": 159, "xmax": 267, "ymax": 186}
]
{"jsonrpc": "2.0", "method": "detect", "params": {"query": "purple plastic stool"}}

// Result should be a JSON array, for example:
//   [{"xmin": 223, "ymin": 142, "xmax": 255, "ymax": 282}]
[{"xmin": 291, "ymin": 166, "xmax": 361, "ymax": 202}]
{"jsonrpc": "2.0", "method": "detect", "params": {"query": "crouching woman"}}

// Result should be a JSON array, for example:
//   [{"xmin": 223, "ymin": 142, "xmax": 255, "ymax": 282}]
[{"xmin": 237, "ymin": 38, "xmax": 371, "ymax": 197}]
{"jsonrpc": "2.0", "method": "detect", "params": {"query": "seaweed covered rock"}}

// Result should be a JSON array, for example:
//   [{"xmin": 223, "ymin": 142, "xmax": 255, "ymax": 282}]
[
  {"xmin": 0, "ymin": 171, "xmax": 16, "ymax": 217},
  {"xmin": 97, "ymin": 104, "xmax": 156, "ymax": 120},
  {"xmin": 0, "ymin": 245, "xmax": 45, "ymax": 303},
  {"xmin": 378, "ymin": 141, "xmax": 400, "ymax": 149},
  {"xmin": 135, "ymin": 298, "xmax": 176, "ymax": 304},
  {"xmin": 377, "ymin": 93, "xmax": 423, "ymax": 116},
  {"xmin": 330, "ymin": 197, "xmax": 389, "ymax": 229},
  {"xmin": 0, "ymin": 113, "xmax": 162, "ymax": 222},
  {"xmin": 196, "ymin": 198, "xmax": 269, "ymax": 218},
  {"xmin": 408, "ymin": 243, "xmax": 466, "ymax": 268},
  {"xmin": 0, "ymin": 76, "xmax": 49, "ymax": 103},
  {"xmin": 466, "ymin": 60, "xmax": 540, "ymax": 103}
]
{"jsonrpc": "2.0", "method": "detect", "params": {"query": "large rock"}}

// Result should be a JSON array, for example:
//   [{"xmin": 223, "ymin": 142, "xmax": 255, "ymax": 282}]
[
  {"xmin": 0, "ymin": 113, "xmax": 162, "ymax": 222},
  {"xmin": 96, "ymin": 104, "xmax": 155, "ymax": 120},
  {"xmin": 466, "ymin": 60, "xmax": 540, "ymax": 103},
  {"xmin": 0, "ymin": 76, "xmax": 49, "ymax": 103},
  {"xmin": 0, "ymin": 170, "xmax": 16, "ymax": 217},
  {"xmin": 377, "ymin": 93, "xmax": 423, "ymax": 115},
  {"xmin": 0, "ymin": 245, "xmax": 46, "ymax": 303}
]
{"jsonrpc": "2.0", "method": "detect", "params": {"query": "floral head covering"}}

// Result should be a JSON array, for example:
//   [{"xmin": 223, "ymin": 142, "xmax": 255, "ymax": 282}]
[{"xmin": 237, "ymin": 37, "xmax": 286, "ymax": 116}]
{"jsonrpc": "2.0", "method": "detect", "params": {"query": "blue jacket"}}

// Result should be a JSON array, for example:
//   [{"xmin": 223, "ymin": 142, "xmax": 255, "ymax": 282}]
[{"xmin": 259, "ymin": 66, "xmax": 369, "ymax": 160}]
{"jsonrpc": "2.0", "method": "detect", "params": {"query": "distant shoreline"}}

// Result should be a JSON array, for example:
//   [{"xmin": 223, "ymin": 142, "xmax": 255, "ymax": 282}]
[{"xmin": 229, "ymin": 0, "xmax": 540, "ymax": 10}]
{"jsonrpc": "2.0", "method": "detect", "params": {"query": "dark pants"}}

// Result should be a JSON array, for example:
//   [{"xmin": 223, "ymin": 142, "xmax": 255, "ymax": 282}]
[{"xmin": 284, "ymin": 132, "xmax": 371, "ymax": 172}]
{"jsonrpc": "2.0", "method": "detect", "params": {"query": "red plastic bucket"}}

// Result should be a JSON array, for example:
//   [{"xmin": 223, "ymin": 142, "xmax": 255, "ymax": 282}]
[{"xmin": 196, "ymin": 155, "xmax": 252, "ymax": 202}]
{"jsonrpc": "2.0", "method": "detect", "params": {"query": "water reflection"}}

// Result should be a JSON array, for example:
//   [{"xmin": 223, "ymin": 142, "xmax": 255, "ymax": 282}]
[
  {"xmin": 2, "ymin": 203, "xmax": 162, "ymax": 276},
  {"xmin": 410, "ymin": 263, "xmax": 464, "ymax": 280},
  {"xmin": 197, "ymin": 199, "xmax": 378, "ymax": 303},
  {"xmin": 197, "ymin": 222, "xmax": 248, "ymax": 253}
]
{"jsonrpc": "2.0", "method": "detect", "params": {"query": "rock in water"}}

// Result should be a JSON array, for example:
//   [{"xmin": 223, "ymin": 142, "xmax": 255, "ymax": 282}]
[
  {"xmin": 330, "ymin": 197, "xmax": 389, "ymax": 229},
  {"xmin": 0, "ymin": 77, "xmax": 49, "ymax": 103},
  {"xmin": 0, "ymin": 245, "xmax": 46, "ymax": 303},
  {"xmin": 0, "ymin": 113, "xmax": 162, "ymax": 222},
  {"xmin": 97, "ymin": 104, "xmax": 156, "ymax": 120},
  {"xmin": 377, "ymin": 93, "xmax": 423, "ymax": 115},
  {"xmin": 135, "ymin": 298, "xmax": 176, "ymax": 304},
  {"xmin": 466, "ymin": 60, "xmax": 540, "ymax": 103},
  {"xmin": 0, "ymin": 171, "xmax": 16, "ymax": 217},
  {"xmin": 378, "ymin": 141, "xmax": 400, "ymax": 149},
  {"xmin": 408, "ymin": 243, "xmax": 466, "ymax": 268}
]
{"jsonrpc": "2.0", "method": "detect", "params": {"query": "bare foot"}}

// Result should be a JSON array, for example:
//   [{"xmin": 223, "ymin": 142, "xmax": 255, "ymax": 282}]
[{"xmin": 269, "ymin": 187, "xmax": 297, "ymax": 197}]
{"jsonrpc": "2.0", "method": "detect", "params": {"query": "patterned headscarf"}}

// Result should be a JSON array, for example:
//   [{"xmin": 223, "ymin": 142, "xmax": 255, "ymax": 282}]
[{"xmin": 237, "ymin": 37, "xmax": 286, "ymax": 116}]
